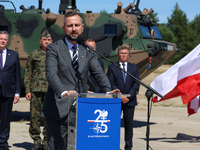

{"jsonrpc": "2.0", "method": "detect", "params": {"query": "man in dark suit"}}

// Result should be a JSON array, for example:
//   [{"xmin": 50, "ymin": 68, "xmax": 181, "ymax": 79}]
[
  {"xmin": 86, "ymin": 39, "xmax": 105, "ymax": 93},
  {"xmin": 0, "ymin": 31, "xmax": 21, "ymax": 150},
  {"xmin": 107, "ymin": 46, "xmax": 140, "ymax": 150},
  {"xmin": 42, "ymin": 11, "xmax": 120, "ymax": 150}
]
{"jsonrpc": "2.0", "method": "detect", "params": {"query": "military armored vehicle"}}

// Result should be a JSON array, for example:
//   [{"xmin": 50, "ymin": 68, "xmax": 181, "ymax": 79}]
[{"xmin": 0, "ymin": 0, "xmax": 178, "ymax": 94}]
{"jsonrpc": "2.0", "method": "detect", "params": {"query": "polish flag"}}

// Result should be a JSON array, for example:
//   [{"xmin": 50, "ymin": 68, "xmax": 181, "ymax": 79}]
[{"xmin": 150, "ymin": 44, "xmax": 200, "ymax": 116}]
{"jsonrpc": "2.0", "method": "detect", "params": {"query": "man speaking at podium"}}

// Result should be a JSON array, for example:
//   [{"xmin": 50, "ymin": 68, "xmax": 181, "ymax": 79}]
[{"xmin": 42, "ymin": 11, "xmax": 120, "ymax": 150}]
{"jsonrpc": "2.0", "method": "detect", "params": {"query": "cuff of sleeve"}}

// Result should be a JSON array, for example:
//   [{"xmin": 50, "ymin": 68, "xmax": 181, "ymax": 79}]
[
  {"xmin": 61, "ymin": 91, "xmax": 68, "ymax": 98},
  {"xmin": 25, "ymin": 89, "xmax": 30, "ymax": 94},
  {"xmin": 15, "ymin": 93, "xmax": 20, "ymax": 97}
]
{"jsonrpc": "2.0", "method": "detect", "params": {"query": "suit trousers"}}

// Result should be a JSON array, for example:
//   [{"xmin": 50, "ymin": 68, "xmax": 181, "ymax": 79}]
[
  {"xmin": 46, "ymin": 117, "xmax": 68, "ymax": 150},
  {"xmin": 122, "ymin": 104, "xmax": 135, "ymax": 150},
  {"xmin": 0, "ymin": 88, "xmax": 14, "ymax": 147}
]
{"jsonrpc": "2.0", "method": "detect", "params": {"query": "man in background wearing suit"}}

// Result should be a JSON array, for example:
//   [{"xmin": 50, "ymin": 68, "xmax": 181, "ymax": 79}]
[
  {"xmin": 107, "ymin": 46, "xmax": 140, "ymax": 150},
  {"xmin": 86, "ymin": 39, "xmax": 105, "ymax": 93},
  {"xmin": 42, "ymin": 11, "xmax": 120, "ymax": 150},
  {"xmin": 0, "ymin": 31, "xmax": 21, "ymax": 150}
]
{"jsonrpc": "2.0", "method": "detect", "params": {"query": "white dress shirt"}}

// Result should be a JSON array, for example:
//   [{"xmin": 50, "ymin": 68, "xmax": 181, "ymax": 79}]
[
  {"xmin": 119, "ymin": 61, "xmax": 127, "ymax": 77},
  {"xmin": 1, "ymin": 48, "xmax": 7, "ymax": 68}
]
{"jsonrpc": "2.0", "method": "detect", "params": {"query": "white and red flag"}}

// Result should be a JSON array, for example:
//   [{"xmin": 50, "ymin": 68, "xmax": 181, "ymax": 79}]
[{"xmin": 151, "ymin": 44, "xmax": 200, "ymax": 116}]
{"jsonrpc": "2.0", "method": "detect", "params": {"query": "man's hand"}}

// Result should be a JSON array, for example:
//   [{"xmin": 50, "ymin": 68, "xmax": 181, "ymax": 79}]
[
  {"xmin": 87, "ymin": 91, "xmax": 94, "ymax": 93},
  {"xmin": 14, "ymin": 95, "xmax": 19, "ymax": 104},
  {"xmin": 109, "ymin": 89, "xmax": 121, "ymax": 94},
  {"xmin": 121, "ymin": 97, "xmax": 129, "ymax": 104},
  {"xmin": 25, "ymin": 93, "xmax": 31, "ymax": 101},
  {"xmin": 62, "ymin": 90, "xmax": 77, "ymax": 97}
]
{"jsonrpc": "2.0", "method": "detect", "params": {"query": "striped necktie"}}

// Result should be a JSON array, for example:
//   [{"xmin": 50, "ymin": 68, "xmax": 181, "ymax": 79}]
[
  {"xmin": 122, "ymin": 63, "xmax": 126, "ymax": 83},
  {"xmin": 72, "ymin": 46, "xmax": 78, "ymax": 76},
  {"xmin": 0, "ymin": 51, "xmax": 3, "ymax": 70},
  {"xmin": 0, "ymin": 51, "xmax": 3, "ymax": 85}
]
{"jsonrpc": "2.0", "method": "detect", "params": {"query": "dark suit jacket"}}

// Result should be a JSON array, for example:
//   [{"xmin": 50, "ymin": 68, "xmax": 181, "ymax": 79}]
[
  {"xmin": 107, "ymin": 61, "xmax": 140, "ymax": 106},
  {"xmin": 43, "ymin": 38, "xmax": 111, "ymax": 120},
  {"xmin": 0, "ymin": 49, "xmax": 21, "ymax": 97},
  {"xmin": 88, "ymin": 59, "xmax": 104, "ymax": 93}
]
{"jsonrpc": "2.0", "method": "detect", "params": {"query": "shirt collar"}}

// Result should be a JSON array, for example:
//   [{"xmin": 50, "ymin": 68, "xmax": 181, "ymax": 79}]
[
  {"xmin": 65, "ymin": 37, "xmax": 79, "ymax": 50},
  {"xmin": 1, "ymin": 48, "xmax": 7, "ymax": 53},
  {"xmin": 119, "ymin": 61, "xmax": 127, "ymax": 66}
]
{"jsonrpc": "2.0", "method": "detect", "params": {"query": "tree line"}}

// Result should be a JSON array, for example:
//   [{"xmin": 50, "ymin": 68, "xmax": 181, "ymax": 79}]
[{"xmin": 149, "ymin": 3, "xmax": 200, "ymax": 64}]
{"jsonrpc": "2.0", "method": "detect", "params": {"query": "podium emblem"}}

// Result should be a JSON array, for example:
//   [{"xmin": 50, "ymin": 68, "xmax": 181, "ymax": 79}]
[{"xmin": 88, "ymin": 109, "xmax": 110, "ymax": 134}]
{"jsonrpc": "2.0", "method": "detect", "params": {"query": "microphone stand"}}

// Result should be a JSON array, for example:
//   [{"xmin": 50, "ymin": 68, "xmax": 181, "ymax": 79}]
[{"xmin": 81, "ymin": 43, "xmax": 164, "ymax": 150}]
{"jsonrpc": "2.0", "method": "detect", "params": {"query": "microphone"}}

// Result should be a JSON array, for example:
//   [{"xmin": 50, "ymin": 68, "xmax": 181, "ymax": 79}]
[
  {"xmin": 76, "ymin": 35, "xmax": 84, "ymax": 44},
  {"xmin": 76, "ymin": 36, "xmax": 93, "ymax": 51}
]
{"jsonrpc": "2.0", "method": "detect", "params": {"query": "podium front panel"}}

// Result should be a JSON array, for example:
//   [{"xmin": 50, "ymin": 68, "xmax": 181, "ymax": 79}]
[
  {"xmin": 65, "ymin": 94, "xmax": 78, "ymax": 150},
  {"xmin": 76, "ymin": 97, "xmax": 121, "ymax": 150}
]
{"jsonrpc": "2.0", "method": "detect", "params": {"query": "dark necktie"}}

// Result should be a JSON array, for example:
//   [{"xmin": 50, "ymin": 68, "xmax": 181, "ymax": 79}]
[
  {"xmin": 72, "ymin": 46, "xmax": 78, "ymax": 76},
  {"xmin": 122, "ymin": 63, "xmax": 126, "ymax": 83},
  {"xmin": 0, "ymin": 50, "xmax": 3, "ymax": 70},
  {"xmin": 0, "ymin": 50, "xmax": 3, "ymax": 85}
]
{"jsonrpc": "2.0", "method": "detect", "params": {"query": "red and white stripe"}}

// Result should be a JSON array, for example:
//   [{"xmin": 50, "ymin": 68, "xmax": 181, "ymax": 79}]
[{"xmin": 151, "ymin": 44, "xmax": 200, "ymax": 116}]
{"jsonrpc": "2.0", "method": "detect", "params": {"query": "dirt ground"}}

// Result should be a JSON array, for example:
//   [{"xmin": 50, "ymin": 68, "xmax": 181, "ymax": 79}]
[
  {"xmin": 138, "ymin": 64, "xmax": 184, "ymax": 107},
  {"xmin": 8, "ymin": 65, "xmax": 200, "ymax": 150}
]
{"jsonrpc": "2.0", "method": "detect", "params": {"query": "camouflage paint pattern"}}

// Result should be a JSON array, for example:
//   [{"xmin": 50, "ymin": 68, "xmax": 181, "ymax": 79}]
[
  {"xmin": 0, "ymin": 1, "xmax": 178, "ymax": 93},
  {"xmin": 24, "ymin": 48, "xmax": 48, "ymax": 93},
  {"xmin": 29, "ymin": 92, "xmax": 46, "ymax": 145},
  {"xmin": 23, "ymin": 47, "xmax": 47, "ymax": 144}
]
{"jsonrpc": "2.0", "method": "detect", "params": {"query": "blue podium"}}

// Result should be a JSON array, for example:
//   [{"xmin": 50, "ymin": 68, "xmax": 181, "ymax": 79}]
[{"xmin": 66, "ymin": 93, "xmax": 129, "ymax": 150}]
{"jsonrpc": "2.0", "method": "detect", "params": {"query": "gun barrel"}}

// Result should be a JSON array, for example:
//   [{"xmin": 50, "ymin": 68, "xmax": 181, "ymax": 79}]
[
  {"xmin": 141, "ymin": 8, "xmax": 148, "ymax": 15},
  {"xmin": 124, "ymin": 3, "xmax": 135, "ymax": 13},
  {"xmin": 142, "ymin": 8, "xmax": 154, "ymax": 16},
  {"xmin": 19, "ymin": 5, "xmax": 26, "ymax": 11},
  {"xmin": 115, "ymin": 2, "xmax": 123, "ymax": 13},
  {"xmin": 38, "ymin": 0, "xmax": 43, "ymax": 10},
  {"xmin": 59, "ymin": 0, "xmax": 77, "ymax": 14}
]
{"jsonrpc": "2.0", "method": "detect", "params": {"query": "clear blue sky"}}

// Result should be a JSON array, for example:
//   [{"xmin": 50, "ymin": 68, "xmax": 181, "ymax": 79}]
[{"xmin": 1, "ymin": 0, "xmax": 200, "ymax": 23}]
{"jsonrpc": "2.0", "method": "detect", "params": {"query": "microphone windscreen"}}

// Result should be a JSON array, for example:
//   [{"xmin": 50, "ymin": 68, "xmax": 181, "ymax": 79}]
[{"xmin": 76, "ymin": 35, "xmax": 84, "ymax": 44}]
